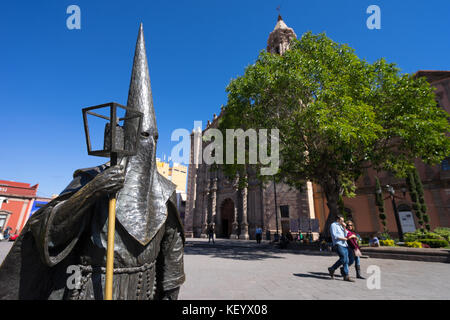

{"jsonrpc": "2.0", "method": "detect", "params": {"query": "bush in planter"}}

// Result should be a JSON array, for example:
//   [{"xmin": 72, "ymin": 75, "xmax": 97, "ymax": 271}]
[
  {"xmin": 379, "ymin": 239, "xmax": 395, "ymax": 247},
  {"xmin": 405, "ymin": 241, "xmax": 422, "ymax": 248},
  {"xmin": 434, "ymin": 227, "xmax": 450, "ymax": 242},
  {"xmin": 423, "ymin": 232, "xmax": 446, "ymax": 240},
  {"xmin": 404, "ymin": 231, "xmax": 445, "ymax": 242},
  {"xmin": 419, "ymin": 239, "xmax": 449, "ymax": 248},
  {"xmin": 404, "ymin": 230, "xmax": 425, "ymax": 242}
]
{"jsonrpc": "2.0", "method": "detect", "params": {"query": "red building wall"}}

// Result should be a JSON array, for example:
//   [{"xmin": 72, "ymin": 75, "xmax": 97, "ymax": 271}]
[{"xmin": 0, "ymin": 180, "xmax": 38, "ymax": 234}]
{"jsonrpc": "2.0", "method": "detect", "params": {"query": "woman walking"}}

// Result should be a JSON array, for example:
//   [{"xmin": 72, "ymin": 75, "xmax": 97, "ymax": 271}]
[{"xmin": 345, "ymin": 221, "xmax": 365, "ymax": 279}]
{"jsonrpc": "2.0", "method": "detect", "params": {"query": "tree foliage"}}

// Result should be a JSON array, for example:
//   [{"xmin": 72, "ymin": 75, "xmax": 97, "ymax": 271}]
[{"xmin": 219, "ymin": 32, "xmax": 450, "ymax": 235}]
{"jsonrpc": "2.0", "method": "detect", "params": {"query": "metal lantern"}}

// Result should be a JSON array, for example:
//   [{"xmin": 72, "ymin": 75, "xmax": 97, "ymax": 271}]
[
  {"xmin": 82, "ymin": 102, "xmax": 143, "ymax": 165},
  {"xmin": 386, "ymin": 185, "xmax": 395, "ymax": 196}
]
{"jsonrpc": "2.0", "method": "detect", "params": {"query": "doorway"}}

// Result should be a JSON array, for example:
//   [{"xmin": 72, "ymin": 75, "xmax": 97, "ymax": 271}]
[{"xmin": 220, "ymin": 198, "xmax": 235, "ymax": 238}]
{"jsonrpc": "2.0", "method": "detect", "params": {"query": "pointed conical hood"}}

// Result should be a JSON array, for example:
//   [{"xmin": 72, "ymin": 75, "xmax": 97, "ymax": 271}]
[
  {"xmin": 115, "ymin": 24, "xmax": 175, "ymax": 246},
  {"xmin": 127, "ymin": 23, "xmax": 157, "ymax": 136}
]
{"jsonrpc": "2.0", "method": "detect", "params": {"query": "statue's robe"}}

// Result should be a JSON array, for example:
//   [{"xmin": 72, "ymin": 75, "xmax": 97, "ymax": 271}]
[{"xmin": 0, "ymin": 164, "xmax": 185, "ymax": 300}]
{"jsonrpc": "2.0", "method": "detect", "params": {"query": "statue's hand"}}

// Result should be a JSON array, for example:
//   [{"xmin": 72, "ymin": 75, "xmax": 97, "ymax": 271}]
[
  {"xmin": 47, "ymin": 165, "xmax": 124, "ymax": 235},
  {"xmin": 90, "ymin": 165, "xmax": 125, "ymax": 195}
]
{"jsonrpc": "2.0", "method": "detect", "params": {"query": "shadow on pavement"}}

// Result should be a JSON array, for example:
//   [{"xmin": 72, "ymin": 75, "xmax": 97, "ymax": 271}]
[
  {"xmin": 184, "ymin": 240, "xmax": 338, "ymax": 261},
  {"xmin": 184, "ymin": 245, "xmax": 286, "ymax": 261},
  {"xmin": 293, "ymin": 272, "xmax": 342, "ymax": 280}
]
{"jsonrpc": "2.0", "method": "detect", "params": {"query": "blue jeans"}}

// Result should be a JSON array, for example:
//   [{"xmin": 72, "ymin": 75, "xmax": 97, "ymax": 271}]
[
  {"xmin": 348, "ymin": 249, "xmax": 360, "ymax": 267},
  {"xmin": 331, "ymin": 245, "xmax": 354, "ymax": 275}
]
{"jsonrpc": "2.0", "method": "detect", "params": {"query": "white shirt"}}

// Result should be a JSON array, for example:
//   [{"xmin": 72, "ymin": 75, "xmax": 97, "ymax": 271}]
[{"xmin": 330, "ymin": 222, "xmax": 348, "ymax": 247}]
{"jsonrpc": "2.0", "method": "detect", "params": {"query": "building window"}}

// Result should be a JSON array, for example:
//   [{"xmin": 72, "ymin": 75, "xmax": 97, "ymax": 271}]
[{"xmin": 280, "ymin": 205, "xmax": 289, "ymax": 218}]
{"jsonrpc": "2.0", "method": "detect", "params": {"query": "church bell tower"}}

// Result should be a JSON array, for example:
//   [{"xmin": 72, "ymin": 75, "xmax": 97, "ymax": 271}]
[{"xmin": 267, "ymin": 15, "xmax": 297, "ymax": 55}]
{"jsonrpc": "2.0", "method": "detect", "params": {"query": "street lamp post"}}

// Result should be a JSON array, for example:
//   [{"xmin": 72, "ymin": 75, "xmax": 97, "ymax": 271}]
[{"xmin": 386, "ymin": 185, "xmax": 404, "ymax": 242}]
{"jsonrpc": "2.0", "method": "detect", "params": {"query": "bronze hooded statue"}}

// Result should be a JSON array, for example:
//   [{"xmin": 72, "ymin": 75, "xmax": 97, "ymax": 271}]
[{"xmin": 0, "ymin": 24, "xmax": 185, "ymax": 300}]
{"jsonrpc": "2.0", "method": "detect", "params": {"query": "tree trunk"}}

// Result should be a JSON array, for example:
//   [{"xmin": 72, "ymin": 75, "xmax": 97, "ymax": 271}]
[{"xmin": 321, "ymin": 179, "xmax": 341, "ymax": 240}]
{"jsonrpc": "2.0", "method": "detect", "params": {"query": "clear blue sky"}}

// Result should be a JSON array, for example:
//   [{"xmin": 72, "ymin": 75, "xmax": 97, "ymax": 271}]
[{"xmin": 1, "ymin": 0, "xmax": 449, "ymax": 197}]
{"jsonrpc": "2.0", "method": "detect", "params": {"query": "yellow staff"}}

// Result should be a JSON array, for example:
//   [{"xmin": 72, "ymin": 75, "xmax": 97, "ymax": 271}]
[
  {"xmin": 105, "ymin": 154, "xmax": 118, "ymax": 300},
  {"xmin": 105, "ymin": 195, "xmax": 116, "ymax": 300}
]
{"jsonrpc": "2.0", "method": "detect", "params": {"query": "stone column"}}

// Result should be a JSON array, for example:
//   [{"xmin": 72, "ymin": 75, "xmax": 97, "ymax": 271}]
[
  {"xmin": 211, "ymin": 178, "xmax": 218, "ymax": 236},
  {"xmin": 230, "ymin": 174, "xmax": 239, "ymax": 239},
  {"xmin": 229, "ymin": 205, "xmax": 239, "ymax": 239},
  {"xmin": 240, "ymin": 176, "xmax": 250, "ymax": 240},
  {"xmin": 259, "ymin": 184, "xmax": 265, "ymax": 231},
  {"xmin": 200, "ymin": 181, "xmax": 210, "ymax": 238}
]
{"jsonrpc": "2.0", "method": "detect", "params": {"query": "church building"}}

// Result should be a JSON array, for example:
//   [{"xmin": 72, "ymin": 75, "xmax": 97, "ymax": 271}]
[{"xmin": 184, "ymin": 16, "xmax": 450, "ymax": 240}]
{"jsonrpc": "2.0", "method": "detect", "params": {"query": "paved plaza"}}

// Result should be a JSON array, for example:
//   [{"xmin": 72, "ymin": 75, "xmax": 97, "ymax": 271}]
[
  {"xmin": 0, "ymin": 242, "xmax": 12, "ymax": 265},
  {"xmin": 1, "ymin": 240, "xmax": 449, "ymax": 300},
  {"xmin": 179, "ymin": 239, "xmax": 450, "ymax": 300}
]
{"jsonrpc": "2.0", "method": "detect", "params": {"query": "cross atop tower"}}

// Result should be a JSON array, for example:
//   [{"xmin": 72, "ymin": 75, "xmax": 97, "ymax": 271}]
[{"xmin": 276, "ymin": 5, "xmax": 282, "ymax": 21}]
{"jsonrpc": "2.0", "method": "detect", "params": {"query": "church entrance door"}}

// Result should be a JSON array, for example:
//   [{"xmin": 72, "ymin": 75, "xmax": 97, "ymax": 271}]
[{"xmin": 220, "ymin": 199, "xmax": 234, "ymax": 238}]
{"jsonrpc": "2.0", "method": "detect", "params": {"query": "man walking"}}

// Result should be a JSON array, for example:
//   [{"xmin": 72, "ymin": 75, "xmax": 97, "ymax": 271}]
[{"xmin": 328, "ymin": 215, "xmax": 355, "ymax": 282}]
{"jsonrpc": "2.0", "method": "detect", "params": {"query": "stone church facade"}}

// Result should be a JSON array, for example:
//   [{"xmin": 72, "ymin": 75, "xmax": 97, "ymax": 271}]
[{"xmin": 184, "ymin": 16, "xmax": 319, "ymax": 240}]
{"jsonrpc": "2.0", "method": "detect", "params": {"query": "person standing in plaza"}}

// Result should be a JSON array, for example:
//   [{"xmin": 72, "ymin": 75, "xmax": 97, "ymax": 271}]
[
  {"xmin": 345, "ymin": 221, "xmax": 365, "ymax": 279},
  {"xmin": 297, "ymin": 229, "xmax": 304, "ymax": 243},
  {"xmin": 279, "ymin": 233, "xmax": 289, "ymax": 249},
  {"xmin": 327, "ymin": 215, "xmax": 355, "ymax": 282},
  {"xmin": 307, "ymin": 229, "xmax": 313, "ymax": 243},
  {"xmin": 286, "ymin": 231, "xmax": 294, "ymax": 242},
  {"xmin": 208, "ymin": 223, "xmax": 215, "ymax": 244},
  {"xmin": 255, "ymin": 226, "xmax": 262, "ymax": 244}
]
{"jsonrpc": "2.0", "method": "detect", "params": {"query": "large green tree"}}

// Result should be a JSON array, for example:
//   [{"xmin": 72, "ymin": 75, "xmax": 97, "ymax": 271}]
[{"xmin": 219, "ymin": 32, "xmax": 450, "ymax": 236}]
